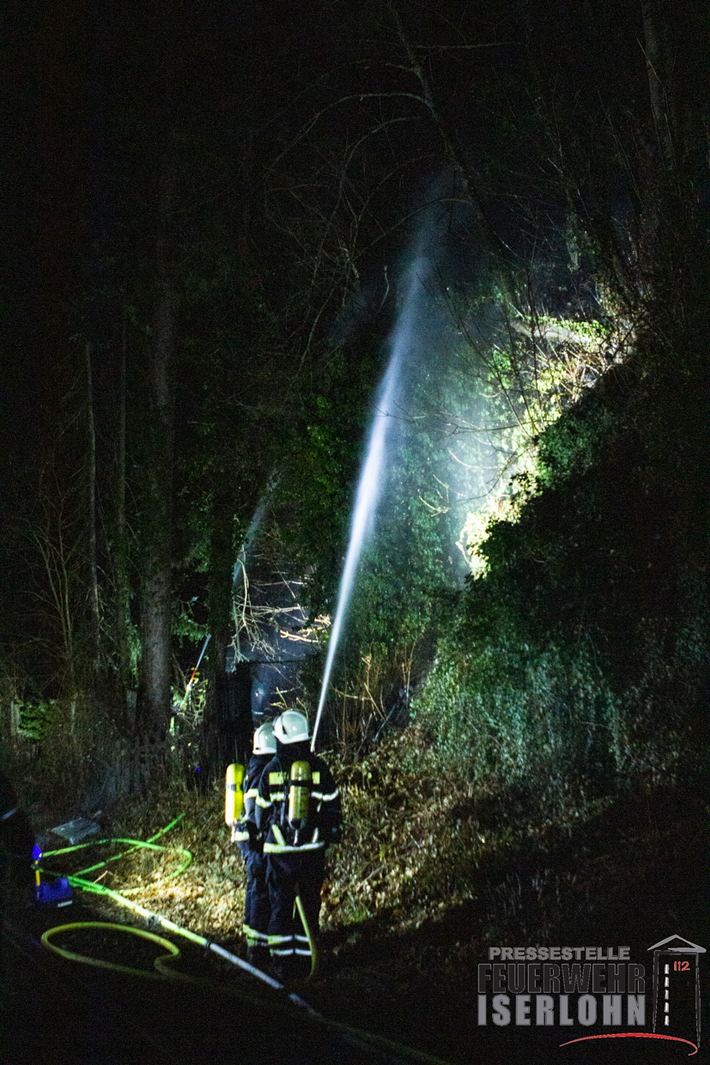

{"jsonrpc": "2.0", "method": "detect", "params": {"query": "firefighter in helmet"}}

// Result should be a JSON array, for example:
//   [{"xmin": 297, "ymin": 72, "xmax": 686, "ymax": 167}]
[
  {"xmin": 232, "ymin": 722, "xmax": 276, "ymax": 968},
  {"xmin": 254, "ymin": 709, "xmax": 342, "ymax": 981},
  {"xmin": 0, "ymin": 768, "xmax": 34, "ymax": 936}
]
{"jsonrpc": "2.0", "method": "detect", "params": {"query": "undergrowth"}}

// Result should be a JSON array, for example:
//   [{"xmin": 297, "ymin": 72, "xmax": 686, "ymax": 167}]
[
  {"xmin": 31, "ymin": 726, "xmax": 622, "ymax": 952},
  {"xmin": 9, "ymin": 724, "xmax": 708, "ymax": 1065}
]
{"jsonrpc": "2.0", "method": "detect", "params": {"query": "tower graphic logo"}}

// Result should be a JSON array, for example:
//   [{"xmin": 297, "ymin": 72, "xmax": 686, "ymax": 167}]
[{"xmin": 648, "ymin": 934, "xmax": 705, "ymax": 1049}]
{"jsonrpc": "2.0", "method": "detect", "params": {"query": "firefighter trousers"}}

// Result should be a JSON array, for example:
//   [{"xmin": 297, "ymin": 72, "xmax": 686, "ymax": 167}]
[
  {"xmin": 243, "ymin": 850, "xmax": 270, "ymax": 948},
  {"xmin": 266, "ymin": 850, "xmax": 325, "ymax": 963}
]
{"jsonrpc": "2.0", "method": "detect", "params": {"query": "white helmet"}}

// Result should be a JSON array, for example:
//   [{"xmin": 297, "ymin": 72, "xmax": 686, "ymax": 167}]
[
  {"xmin": 253, "ymin": 722, "xmax": 276, "ymax": 755},
  {"xmin": 273, "ymin": 710, "xmax": 310, "ymax": 744}
]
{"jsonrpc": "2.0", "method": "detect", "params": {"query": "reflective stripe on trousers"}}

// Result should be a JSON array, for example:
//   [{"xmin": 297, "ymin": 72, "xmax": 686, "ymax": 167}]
[{"xmin": 243, "ymin": 924, "xmax": 269, "ymax": 947}]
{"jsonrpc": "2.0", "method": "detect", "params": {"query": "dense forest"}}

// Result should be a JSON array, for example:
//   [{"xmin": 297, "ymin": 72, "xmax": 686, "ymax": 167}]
[{"xmin": 0, "ymin": 1, "xmax": 707, "ymax": 1060}]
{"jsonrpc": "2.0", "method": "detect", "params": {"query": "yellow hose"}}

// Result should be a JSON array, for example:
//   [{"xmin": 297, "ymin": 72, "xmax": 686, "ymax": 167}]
[
  {"xmin": 41, "ymin": 921, "xmax": 181, "ymax": 979},
  {"xmin": 34, "ymin": 821, "xmax": 454, "ymax": 1065},
  {"xmin": 294, "ymin": 891, "xmax": 319, "ymax": 979}
]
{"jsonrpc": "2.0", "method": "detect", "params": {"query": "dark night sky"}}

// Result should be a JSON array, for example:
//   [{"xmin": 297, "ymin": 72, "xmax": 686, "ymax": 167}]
[{"xmin": 2, "ymin": 4, "xmax": 88, "ymax": 464}]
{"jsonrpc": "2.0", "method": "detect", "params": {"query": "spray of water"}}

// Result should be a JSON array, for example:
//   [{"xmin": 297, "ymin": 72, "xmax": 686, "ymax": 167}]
[{"xmin": 311, "ymin": 258, "xmax": 426, "ymax": 749}]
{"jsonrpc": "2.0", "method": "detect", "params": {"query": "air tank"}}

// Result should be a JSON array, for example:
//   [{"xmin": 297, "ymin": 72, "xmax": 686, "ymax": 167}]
[{"xmin": 224, "ymin": 763, "xmax": 245, "ymax": 826}]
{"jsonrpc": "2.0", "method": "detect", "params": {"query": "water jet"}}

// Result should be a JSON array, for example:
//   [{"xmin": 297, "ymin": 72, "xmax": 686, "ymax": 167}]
[{"xmin": 311, "ymin": 255, "xmax": 428, "ymax": 749}]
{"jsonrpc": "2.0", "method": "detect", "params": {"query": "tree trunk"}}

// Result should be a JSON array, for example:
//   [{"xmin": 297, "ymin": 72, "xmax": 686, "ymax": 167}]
[
  {"xmin": 135, "ymin": 17, "xmax": 180, "ymax": 739},
  {"xmin": 137, "ymin": 284, "xmax": 177, "ymax": 738},
  {"xmin": 114, "ymin": 311, "xmax": 133, "ymax": 723},
  {"xmin": 85, "ymin": 340, "xmax": 100, "ymax": 672},
  {"xmin": 641, "ymin": 0, "xmax": 675, "ymax": 170},
  {"xmin": 639, "ymin": 0, "xmax": 707, "ymax": 361}
]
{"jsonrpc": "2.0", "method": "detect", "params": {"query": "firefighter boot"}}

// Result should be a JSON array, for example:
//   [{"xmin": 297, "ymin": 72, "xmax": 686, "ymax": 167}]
[
  {"xmin": 246, "ymin": 944, "xmax": 270, "ymax": 971},
  {"xmin": 270, "ymin": 955, "xmax": 296, "ymax": 984}
]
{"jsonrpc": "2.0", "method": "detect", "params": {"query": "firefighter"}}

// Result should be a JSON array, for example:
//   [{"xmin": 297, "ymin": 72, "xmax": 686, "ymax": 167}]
[
  {"xmin": 0, "ymin": 769, "xmax": 34, "ymax": 937},
  {"xmin": 233, "ymin": 722, "xmax": 276, "ymax": 968},
  {"xmin": 254, "ymin": 709, "xmax": 343, "ymax": 982}
]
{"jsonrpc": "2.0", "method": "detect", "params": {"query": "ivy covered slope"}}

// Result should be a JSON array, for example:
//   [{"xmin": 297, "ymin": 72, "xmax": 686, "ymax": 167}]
[{"xmin": 414, "ymin": 343, "xmax": 708, "ymax": 793}]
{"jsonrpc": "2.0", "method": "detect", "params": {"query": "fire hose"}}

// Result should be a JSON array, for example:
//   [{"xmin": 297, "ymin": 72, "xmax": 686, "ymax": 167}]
[
  {"xmin": 32, "ymin": 818, "xmax": 453, "ymax": 1065},
  {"xmin": 36, "ymin": 818, "xmax": 296, "ymax": 999}
]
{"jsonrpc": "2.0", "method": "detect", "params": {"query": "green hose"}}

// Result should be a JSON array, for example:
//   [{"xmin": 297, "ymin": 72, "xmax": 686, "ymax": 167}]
[
  {"xmin": 38, "ymin": 824, "xmax": 281, "ymax": 977},
  {"xmin": 43, "ymin": 815, "xmax": 192, "ymax": 889},
  {"xmin": 35, "ymin": 819, "xmax": 454, "ymax": 1065},
  {"xmin": 37, "ymin": 819, "xmax": 205, "ymax": 981},
  {"xmin": 42, "ymin": 920, "xmax": 181, "ymax": 978},
  {"xmin": 294, "ymin": 890, "xmax": 319, "ymax": 979}
]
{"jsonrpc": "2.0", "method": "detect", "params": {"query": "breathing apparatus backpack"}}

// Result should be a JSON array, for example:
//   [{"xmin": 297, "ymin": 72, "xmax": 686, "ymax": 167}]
[
  {"xmin": 285, "ymin": 760, "xmax": 312, "ymax": 844},
  {"xmin": 224, "ymin": 763, "xmax": 246, "ymax": 841}
]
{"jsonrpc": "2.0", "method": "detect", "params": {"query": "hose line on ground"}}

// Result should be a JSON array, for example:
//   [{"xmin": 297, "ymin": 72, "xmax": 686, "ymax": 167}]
[
  {"xmin": 41, "ymin": 920, "xmax": 181, "ymax": 978},
  {"xmin": 42, "ymin": 815, "xmax": 192, "ymax": 890},
  {"xmin": 35, "ymin": 820, "xmax": 453, "ymax": 1065},
  {"xmin": 38, "ymin": 823, "xmax": 311, "ymax": 998}
]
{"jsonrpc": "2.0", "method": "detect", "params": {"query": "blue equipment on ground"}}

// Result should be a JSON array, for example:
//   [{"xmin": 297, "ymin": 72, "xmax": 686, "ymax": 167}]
[{"xmin": 32, "ymin": 844, "xmax": 73, "ymax": 906}]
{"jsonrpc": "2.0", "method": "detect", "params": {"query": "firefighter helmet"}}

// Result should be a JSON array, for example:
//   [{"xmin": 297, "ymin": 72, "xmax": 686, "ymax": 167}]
[
  {"xmin": 253, "ymin": 722, "xmax": 277, "ymax": 755},
  {"xmin": 273, "ymin": 710, "xmax": 310, "ymax": 744}
]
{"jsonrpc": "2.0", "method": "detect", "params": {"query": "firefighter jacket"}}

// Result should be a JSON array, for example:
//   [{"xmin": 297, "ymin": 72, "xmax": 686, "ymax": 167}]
[
  {"xmin": 233, "ymin": 753, "xmax": 272, "ymax": 855},
  {"xmin": 254, "ymin": 740, "xmax": 342, "ymax": 855},
  {"xmin": 0, "ymin": 772, "xmax": 32, "ymax": 849}
]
